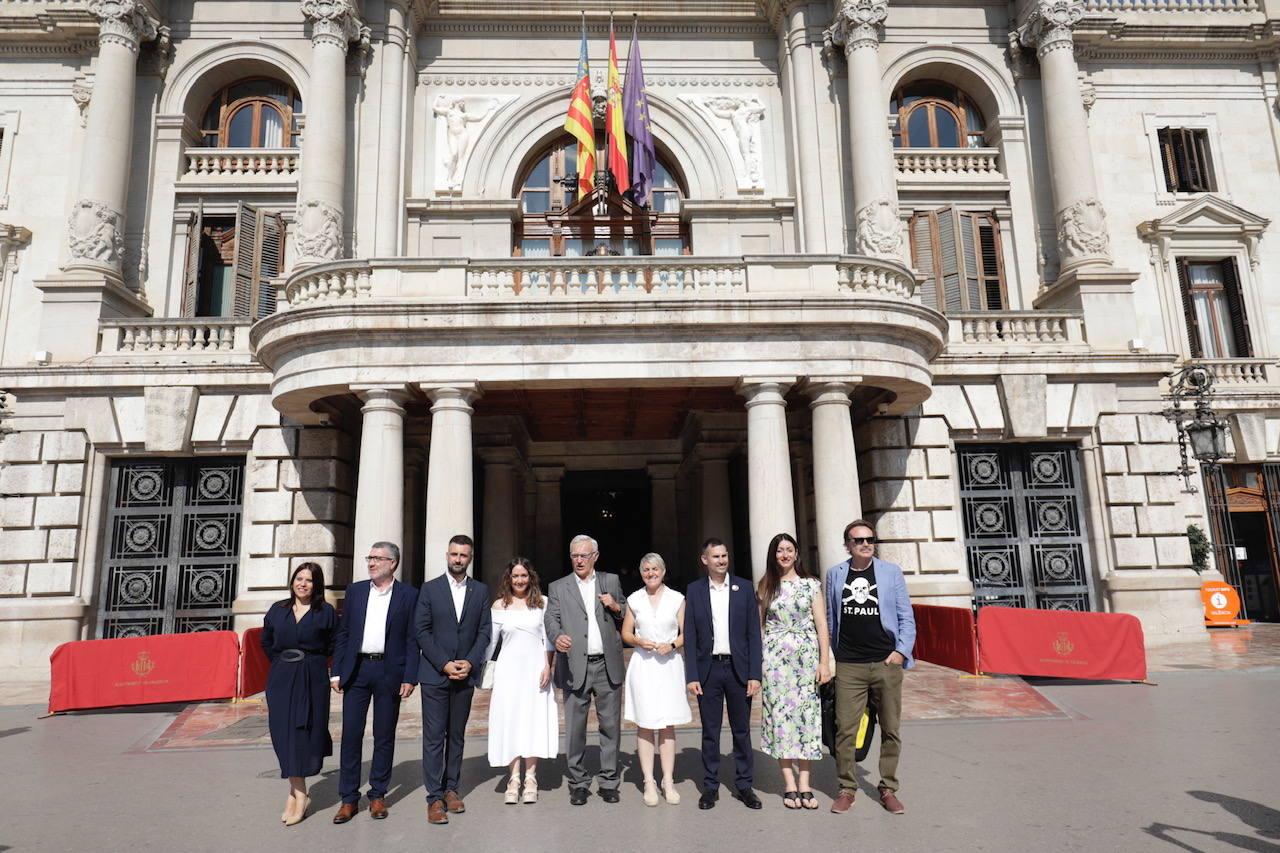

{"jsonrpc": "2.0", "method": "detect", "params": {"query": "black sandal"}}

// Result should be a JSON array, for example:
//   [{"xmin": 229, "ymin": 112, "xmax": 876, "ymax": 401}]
[
  {"xmin": 799, "ymin": 791, "xmax": 819, "ymax": 810},
  {"xmin": 783, "ymin": 791, "xmax": 801, "ymax": 809}
]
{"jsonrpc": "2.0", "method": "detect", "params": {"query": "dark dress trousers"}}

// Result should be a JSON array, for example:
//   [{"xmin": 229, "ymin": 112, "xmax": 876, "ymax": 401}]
[
  {"xmin": 415, "ymin": 574, "xmax": 491, "ymax": 804},
  {"xmin": 683, "ymin": 575, "xmax": 763, "ymax": 793},
  {"xmin": 262, "ymin": 600, "xmax": 338, "ymax": 778},
  {"xmin": 332, "ymin": 579, "xmax": 420, "ymax": 804}
]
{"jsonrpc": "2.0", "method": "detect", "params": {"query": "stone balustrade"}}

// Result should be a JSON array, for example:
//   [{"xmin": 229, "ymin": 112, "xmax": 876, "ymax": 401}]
[
  {"xmin": 183, "ymin": 148, "xmax": 299, "ymax": 179},
  {"xmin": 467, "ymin": 257, "xmax": 747, "ymax": 298},
  {"xmin": 1196, "ymin": 358, "xmax": 1277, "ymax": 387},
  {"xmin": 97, "ymin": 318, "xmax": 252, "ymax": 356},
  {"xmin": 946, "ymin": 310, "xmax": 1089, "ymax": 351},
  {"xmin": 836, "ymin": 259, "xmax": 917, "ymax": 299},
  {"xmin": 285, "ymin": 262, "xmax": 372, "ymax": 307},
  {"xmin": 1084, "ymin": 0, "xmax": 1257, "ymax": 9},
  {"xmin": 894, "ymin": 148, "xmax": 1001, "ymax": 178}
]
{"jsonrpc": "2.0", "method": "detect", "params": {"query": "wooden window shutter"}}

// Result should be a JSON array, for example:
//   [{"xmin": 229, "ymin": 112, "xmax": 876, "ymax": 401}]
[
  {"xmin": 1175, "ymin": 259, "xmax": 1204, "ymax": 358},
  {"xmin": 1220, "ymin": 258, "xmax": 1252, "ymax": 357},
  {"xmin": 255, "ymin": 212, "xmax": 284, "ymax": 319},
  {"xmin": 1157, "ymin": 129, "xmax": 1178, "ymax": 192},
  {"xmin": 909, "ymin": 212, "xmax": 939, "ymax": 310},
  {"xmin": 976, "ymin": 216, "xmax": 1004, "ymax": 309},
  {"xmin": 958, "ymin": 211, "xmax": 982, "ymax": 311},
  {"xmin": 936, "ymin": 207, "xmax": 962, "ymax": 313},
  {"xmin": 181, "ymin": 201, "xmax": 203, "ymax": 317},
  {"xmin": 231, "ymin": 201, "xmax": 258, "ymax": 318}
]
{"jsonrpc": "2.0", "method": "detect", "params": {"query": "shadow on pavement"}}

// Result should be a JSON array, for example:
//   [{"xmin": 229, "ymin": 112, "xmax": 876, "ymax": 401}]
[
  {"xmin": 1189, "ymin": 791, "xmax": 1280, "ymax": 840},
  {"xmin": 0, "ymin": 727, "xmax": 30, "ymax": 739},
  {"xmin": 1145, "ymin": 822, "xmax": 1280, "ymax": 853}
]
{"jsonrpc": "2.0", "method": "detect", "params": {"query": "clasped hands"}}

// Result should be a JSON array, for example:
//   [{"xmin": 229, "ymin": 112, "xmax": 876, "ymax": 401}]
[{"xmin": 443, "ymin": 660, "xmax": 472, "ymax": 681}]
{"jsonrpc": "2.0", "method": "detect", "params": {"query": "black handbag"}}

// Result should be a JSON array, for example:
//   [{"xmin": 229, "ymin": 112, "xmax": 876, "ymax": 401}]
[{"xmin": 820, "ymin": 681, "xmax": 877, "ymax": 763}]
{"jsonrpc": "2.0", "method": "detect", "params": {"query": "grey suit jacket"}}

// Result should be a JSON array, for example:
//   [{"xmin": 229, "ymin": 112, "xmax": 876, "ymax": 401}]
[{"xmin": 544, "ymin": 571, "xmax": 628, "ymax": 690}]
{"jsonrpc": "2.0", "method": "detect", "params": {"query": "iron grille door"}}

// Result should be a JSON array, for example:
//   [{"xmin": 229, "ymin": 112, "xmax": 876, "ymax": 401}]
[
  {"xmin": 98, "ymin": 458, "xmax": 244, "ymax": 638},
  {"xmin": 959, "ymin": 444, "xmax": 1096, "ymax": 611}
]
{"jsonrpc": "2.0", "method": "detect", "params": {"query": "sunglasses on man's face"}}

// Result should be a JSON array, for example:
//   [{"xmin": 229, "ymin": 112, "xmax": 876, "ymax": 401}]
[{"xmin": 846, "ymin": 536, "xmax": 876, "ymax": 545}]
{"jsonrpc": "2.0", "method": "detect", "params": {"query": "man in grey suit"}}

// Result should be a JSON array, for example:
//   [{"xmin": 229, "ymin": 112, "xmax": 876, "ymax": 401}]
[{"xmin": 544, "ymin": 533, "xmax": 628, "ymax": 805}]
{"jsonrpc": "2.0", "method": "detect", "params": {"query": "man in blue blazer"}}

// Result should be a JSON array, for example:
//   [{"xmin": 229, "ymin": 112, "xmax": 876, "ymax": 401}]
[
  {"xmin": 414, "ymin": 534, "xmax": 491, "ymax": 825},
  {"xmin": 824, "ymin": 518, "xmax": 916, "ymax": 816},
  {"xmin": 330, "ymin": 541, "xmax": 420, "ymax": 823},
  {"xmin": 683, "ymin": 537, "xmax": 763, "ymax": 810}
]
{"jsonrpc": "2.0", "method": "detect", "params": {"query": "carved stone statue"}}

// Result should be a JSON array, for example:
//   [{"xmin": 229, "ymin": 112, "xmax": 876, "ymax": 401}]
[
  {"xmin": 67, "ymin": 199, "xmax": 124, "ymax": 265},
  {"xmin": 705, "ymin": 96, "xmax": 766, "ymax": 187},
  {"xmin": 433, "ymin": 95, "xmax": 496, "ymax": 191},
  {"xmin": 295, "ymin": 199, "xmax": 343, "ymax": 262},
  {"xmin": 1057, "ymin": 198, "xmax": 1110, "ymax": 260},
  {"xmin": 855, "ymin": 198, "xmax": 903, "ymax": 259}
]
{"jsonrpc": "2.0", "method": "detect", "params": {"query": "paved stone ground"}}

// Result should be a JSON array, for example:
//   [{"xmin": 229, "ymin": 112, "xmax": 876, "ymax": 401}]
[{"xmin": 1, "ymin": 627, "xmax": 1277, "ymax": 852}]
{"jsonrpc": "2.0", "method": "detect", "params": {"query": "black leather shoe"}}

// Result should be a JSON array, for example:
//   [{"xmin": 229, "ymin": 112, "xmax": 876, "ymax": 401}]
[
  {"xmin": 600, "ymin": 788, "xmax": 620, "ymax": 804},
  {"xmin": 735, "ymin": 788, "xmax": 763, "ymax": 809},
  {"xmin": 698, "ymin": 790, "xmax": 718, "ymax": 810},
  {"xmin": 570, "ymin": 788, "xmax": 589, "ymax": 806}
]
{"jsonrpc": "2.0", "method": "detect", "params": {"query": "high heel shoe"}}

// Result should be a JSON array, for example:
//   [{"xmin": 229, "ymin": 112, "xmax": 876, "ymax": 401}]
[
  {"xmin": 522, "ymin": 770, "xmax": 538, "ymax": 804},
  {"xmin": 284, "ymin": 794, "xmax": 310, "ymax": 826},
  {"xmin": 643, "ymin": 780, "xmax": 660, "ymax": 807},
  {"xmin": 662, "ymin": 780, "xmax": 681, "ymax": 805},
  {"xmin": 281, "ymin": 795, "xmax": 293, "ymax": 823},
  {"xmin": 504, "ymin": 773, "xmax": 521, "ymax": 805}
]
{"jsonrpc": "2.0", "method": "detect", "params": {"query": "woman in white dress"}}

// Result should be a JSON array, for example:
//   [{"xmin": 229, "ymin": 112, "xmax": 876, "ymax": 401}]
[
  {"xmin": 621, "ymin": 552, "xmax": 690, "ymax": 807},
  {"xmin": 485, "ymin": 557, "xmax": 558, "ymax": 804}
]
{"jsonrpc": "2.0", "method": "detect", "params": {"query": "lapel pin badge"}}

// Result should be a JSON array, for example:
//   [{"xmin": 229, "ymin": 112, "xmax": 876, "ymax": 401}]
[{"xmin": 731, "ymin": 584, "xmax": 739, "ymax": 592}]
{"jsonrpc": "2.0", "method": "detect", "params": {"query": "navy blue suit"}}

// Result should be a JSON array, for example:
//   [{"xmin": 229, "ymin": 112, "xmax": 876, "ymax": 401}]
[
  {"xmin": 683, "ymin": 574, "xmax": 763, "ymax": 793},
  {"xmin": 331, "ymin": 579, "xmax": 419, "ymax": 804},
  {"xmin": 414, "ymin": 574, "xmax": 491, "ymax": 804}
]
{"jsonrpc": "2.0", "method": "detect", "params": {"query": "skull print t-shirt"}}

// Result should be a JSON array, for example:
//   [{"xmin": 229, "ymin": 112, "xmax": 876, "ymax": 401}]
[{"xmin": 835, "ymin": 566, "xmax": 896, "ymax": 664}]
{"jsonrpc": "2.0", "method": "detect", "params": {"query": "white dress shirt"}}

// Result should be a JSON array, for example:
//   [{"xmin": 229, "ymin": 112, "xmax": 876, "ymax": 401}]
[
  {"xmin": 449, "ymin": 573, "xmax": 468, "ymax": 621},
  {"xmin": 709, "ymin": 575, "xmax": 731, "ymax": 656},
  {"xmin": 360, "ymin": 580, "xmax": 394, "ymax": 654},
  {"xmin": 577, "ymin": 572, "xmax": 605, "ymax": 655}
]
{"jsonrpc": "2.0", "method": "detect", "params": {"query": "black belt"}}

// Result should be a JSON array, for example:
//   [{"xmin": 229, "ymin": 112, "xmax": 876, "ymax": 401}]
[
  {"xmin": 586, "ymin": 654, "xmax": 606, "ymax": 662},
  {"xmin": 711, "ymin": 654, "xmax": 732, "ymax": 662},
  {"xmin": 359, "ymin": 652, "xmax": 385, "ymax": 660},
  {"xmin": 279, "ymin": 648, "xmax": 321, "ymax": 663}
]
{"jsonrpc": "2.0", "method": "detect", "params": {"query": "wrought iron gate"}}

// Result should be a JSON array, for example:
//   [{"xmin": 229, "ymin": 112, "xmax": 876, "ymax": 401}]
[
  {"xmin": 958, "ymin": 444, "xmax": 1096, "ymax": 611},
  {"xmin": 97, "ymin": 458, "xmax": 245, "ymax": 639}
]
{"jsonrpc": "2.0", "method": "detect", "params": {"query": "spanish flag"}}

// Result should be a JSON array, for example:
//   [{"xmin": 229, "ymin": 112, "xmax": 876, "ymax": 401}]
[
  {"xmin": 605, "ymin": 17, "xmax": 630, "ymax": 194},
  {"xmin": 564, "ymin": 17, "xmax": 595, "ymax": 197}
]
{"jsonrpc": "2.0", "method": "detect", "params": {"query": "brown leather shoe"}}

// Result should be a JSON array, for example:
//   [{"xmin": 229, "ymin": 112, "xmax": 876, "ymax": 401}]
[
  {"xmin": 444, "ymin": 790, "xmax": 465, "ymax": 813},
  {"xmin": 427, "ymin": 800, "xmax": 449, "ymax": 825},
  {"xmin": 879, "ymin": 787, "xmax": 905, "ymax": 815},
  {"xmin": 831, "ymin": 790, "xmax": 856, "ymax": 814},
  {"xmin": 332, "ymin": 802, "xmax": 358, "ymax": 824},
  {"xmin": 368, "ymin": 798, "xmax": 388, "ymax": 820}
]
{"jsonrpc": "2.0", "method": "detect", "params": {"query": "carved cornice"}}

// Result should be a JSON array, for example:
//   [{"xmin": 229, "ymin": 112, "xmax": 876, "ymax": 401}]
[
  {"xmin": 88, "ymin": 0, "xmax": 158, "ymax": 52},
  {"xmin": 824, "ymin": 0, "xmax": 888, "ymax": 56},
  {"xmin": 1015, "ymin": 0, "xmax": 1084, "ymax": 57},
  {"xmin": 301, "ymin": 0, "xmax": 366, "ymax": 49}
]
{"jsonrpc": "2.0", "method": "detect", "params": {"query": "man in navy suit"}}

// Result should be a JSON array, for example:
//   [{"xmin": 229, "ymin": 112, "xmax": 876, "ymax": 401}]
[
  {"xmin": 684, "ymin": 537, "xmax": 763, "ymax": 810},
  {"xmin": 329, "ymin": 541, "xmax": 419, "ymax": 823},
  {"xmin": 414, "ymin": 534, "xmax": 491, "ymax": 825}
]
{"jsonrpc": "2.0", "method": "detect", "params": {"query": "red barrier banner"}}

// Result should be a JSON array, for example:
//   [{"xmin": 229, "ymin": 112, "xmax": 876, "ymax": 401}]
[
  {"xmin": 49, "ymin": 631, "xmax": 240, "ymax": 714},
  {"xmin": 912, "ymin": 604, "xmax": 979, "ymax": 674},
  {"xmin": 977, "ymin": 607, "xmax": 1147, "ymax": 682},
  {"xmin": 239, "ymin": 627, "xmax": 270, "ymax": 698}
]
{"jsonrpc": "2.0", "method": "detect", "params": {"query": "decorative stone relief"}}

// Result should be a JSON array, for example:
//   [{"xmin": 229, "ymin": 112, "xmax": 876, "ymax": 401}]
[
  {"xmin": 294, "ymin": 199, "xmax": 343, "ymax": 262},
  {"xmin": 855, "ymin": 198, "xmax": 903, "ymax": 258},
  {"xmin": 300, "ymin": 0, "xmax": 364, "ymax": 47},
  {"xmin": 1057, "ymin": 197, "xmax": 1110, "ymax": 260},
  {"xmin": 431, "ymin": 94, "xmax": 511, "ymax": 194},
  {"xmin": 67, "ymin": 199, "xmax": 124, "ymax": 265},
  {"xmin": 88, "ymin": 0, "xmax": 158, "ymax": 51},
  {"xmin": 1015, "ymin": 0, "xmax": 1083, "ymax": 57},
  {"xmin": 824, "ymin": 0, "xmax": 888, "ymax": 55},
  {"xmin": 683, "ymin": 94, "xmax": 766, "ymax": 192},
  {"xmin": 71, "ymin": 80, "xmax": 92, "ymax": 126}
]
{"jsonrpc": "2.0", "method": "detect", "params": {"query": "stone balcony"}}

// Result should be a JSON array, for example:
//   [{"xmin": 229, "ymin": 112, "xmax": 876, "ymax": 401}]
[
  {"xmin": 94, "ymin": 318, "xmax": 255, "ymax": 364},
  {"xmin": 944, "ymin": 310, "xmax": 1090, "ymax": 354},
  {"xmin": 178, "ymin": 148, "xmax": 299, "ymax": 192},
  {"xmin": 894, "ymin": 148, "xmax": 1007, "ymax": 194},
  {"xmin": 1193, "ymin": 357, "xmax": 1280, "ymax": 394}
]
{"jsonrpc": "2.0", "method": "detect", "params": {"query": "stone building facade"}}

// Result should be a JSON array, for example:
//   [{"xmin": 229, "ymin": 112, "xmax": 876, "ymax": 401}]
[{"xmin": 1, "ymin": 0, "xmax": 1278, "ymax": 678}]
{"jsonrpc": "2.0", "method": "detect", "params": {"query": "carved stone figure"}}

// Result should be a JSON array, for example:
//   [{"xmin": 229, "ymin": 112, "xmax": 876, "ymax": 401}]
[
  {"xmin": 1057, "ymin": 197, "xmax": 1110, "ymax": 260},
  {"xmin": 855, "ymin": 198, "xmax": 903, "ymax": 258},
  {"xmin": 295, "ymin": 199, "xmax": 343, "ymax": 262},
  {"xmin": 705, "ymin": 96, "xmax": 766, "ymax": 187},
  {"xmin": 67, "ymin": 199, "xmax": 124, "ymax": 265},
  {"xmin": 433, "ymin": 95, "xmax": 495, "ymax": 191}
]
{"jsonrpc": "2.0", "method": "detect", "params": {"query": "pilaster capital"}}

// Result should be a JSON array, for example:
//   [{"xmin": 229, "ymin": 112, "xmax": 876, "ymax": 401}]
[
  {"xmin": 804, "ymin": 376, "xmax": 862, "ymax": 408},
  {"xmin": 421, "ymin": 382, "xmax": 481, "ymax": 414},
  {"xmin": 532, "ymin": 465, "xmax": 565, "ymax": 484},
  {"xmin": 353, "ymin": 384, "xmax": 409, "ymax": 414},
  {"xmin": 301, "ymin": 0, "xmax": 365, "ymax": 50},
  {"xmin": 736, "ymin": 377, "xmax": 795, "ymax": 408},
  {"xmin": 478, "ymin": 446, "xmax": 523, "ymax": 467},
  {"xmin": 89, "ymin": 0, "xmax": 158, "ymax": 52},
  {"xmin": 824, "ymin": 0, "xmax": 888, "ymax": 56},
  {"xmin": 647, "ymin": 462, "xmax": 682, "ymax": 480},
  {"xmin": 1015, "ymin": 0, "xmax": 1083, "ymax": 58}
]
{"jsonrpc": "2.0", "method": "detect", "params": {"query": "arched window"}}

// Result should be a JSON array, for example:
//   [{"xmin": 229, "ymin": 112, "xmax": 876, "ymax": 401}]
[
  {"xmin": 514, "ymin": 135, "xmax": 688, "ymax": 257},
  {"xmin": 891, "ymin": 81, "xmax": 985, "ymax": 149},
  {"xmin": 200, "ymin": 78, "xmax": 302, "ymax": 148}
]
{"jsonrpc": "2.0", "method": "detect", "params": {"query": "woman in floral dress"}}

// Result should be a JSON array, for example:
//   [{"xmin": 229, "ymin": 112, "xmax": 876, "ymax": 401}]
[{"xmin": 758, "ymin": 532, "xmax": 832, "ymax": 810}]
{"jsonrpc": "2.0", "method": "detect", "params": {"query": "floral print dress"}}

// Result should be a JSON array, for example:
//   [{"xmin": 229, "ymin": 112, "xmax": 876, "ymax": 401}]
[{"xmin": 761, "ymin": 577, "xmax": 822, "ymax": 760}]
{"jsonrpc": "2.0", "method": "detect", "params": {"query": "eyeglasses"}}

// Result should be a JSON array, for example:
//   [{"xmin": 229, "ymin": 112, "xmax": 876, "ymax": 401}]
[
  {"xmin": 569, "ymin": 552, "xmax": 598, "ymax": 561},
  {"xmin": 366, "ymin": 556, "xmax": 395, "ymax": 563},
  {"xmin": 846, "ymin": 536, "xmax": 876, "ymax": 545}
]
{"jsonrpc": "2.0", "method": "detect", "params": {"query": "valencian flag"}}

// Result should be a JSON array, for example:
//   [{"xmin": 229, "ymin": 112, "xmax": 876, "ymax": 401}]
[
  {"xmin": 623, "ymin": 19, "xmax": 655, "ymax": 207},
  {"xmin": 605, "ymin": 16, "xmax": 630, "ymax": 194},
  {"xmin": 564, "ymin": 16, "xmax": 595, "ymax": 197}
]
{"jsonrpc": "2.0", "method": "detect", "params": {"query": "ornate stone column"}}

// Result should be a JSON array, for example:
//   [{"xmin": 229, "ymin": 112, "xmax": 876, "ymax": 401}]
[
  {"xmin": 480, "ymin": 447, "xmax": 521, "ymax": 589},
  {"xmin": 422, "ymin": 383, "xmax": 479, "ymax": 579},
  {"xmin": 533, "ymin": 466, "xmax": 565, "ymax": 580},
  {"xmin": 373, "ymin": 0, "xmax": 408, "ymax": 257},
  {"xmin": 1014, "ymin": 0, "xmax": 1110, "ymax": 273},
  {"xmin": 648, "ymin": 463, "xmax": 681, "ymax": 569},
  {"xmin": 737, "ymin": 379, "xmax": 798, "ymax": 581},
  {"xmin": 807, "ymin": 379, "xmax": 863, "ymax": 573},
  {"xmin": 825, "ymin": 0, "xmax": 901, "ymax": 260},
  {"xmin": 65, "ymin": 0, "xmax": 158, "ymax": 279},
  {"xmin": 774, "ymin": 1, "xmax": 831, "ymax": 252},
  {"xmin": 297, "ymin": 0, "xmax": 365, "ymax": 268},
  {"xmin": 351, "ymin": 386, "xmax": 408, "ymax": 575}
]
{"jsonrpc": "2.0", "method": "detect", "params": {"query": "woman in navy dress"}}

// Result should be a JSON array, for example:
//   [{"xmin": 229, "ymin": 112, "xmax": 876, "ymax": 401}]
[{"xmin": 261, "ymin": 562, "xmax": 337, "ymax": 826}]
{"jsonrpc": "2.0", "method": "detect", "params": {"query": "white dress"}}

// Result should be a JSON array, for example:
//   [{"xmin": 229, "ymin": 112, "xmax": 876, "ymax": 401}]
[
  {"xmin": 623, "ymin": 587, "xmax": 692, "ymax": 729},
  {"xmin": 486, "ymin": 606, "xmax": 559, "ymax": 766}
]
